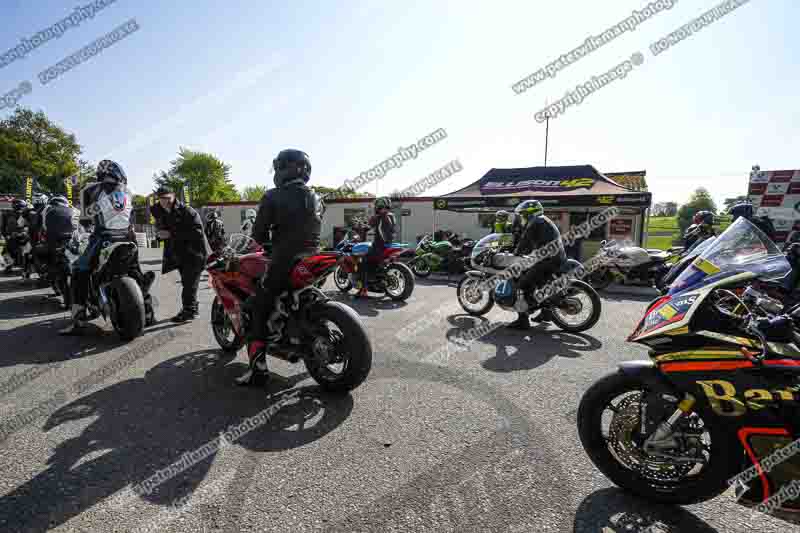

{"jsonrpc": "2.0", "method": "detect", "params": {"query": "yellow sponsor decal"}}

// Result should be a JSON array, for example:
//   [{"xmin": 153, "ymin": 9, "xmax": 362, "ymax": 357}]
[
  {"xmin": 596, "ymin": 195, "xmax": 614, "ymax": 204},
  {"xmin": 658, "ymin": 304, "xmax": 678, "ymax": 320},
  {"xmin": 559, "ymin": 178, "xmax": 594, "ymax": 188},
  {"xmin": 693, "ymin": 257, "xmax": 721, "ymax": 275},
  {"xmin": 655, "ymin": 350, "xmax": 745, "ymax": 362}
]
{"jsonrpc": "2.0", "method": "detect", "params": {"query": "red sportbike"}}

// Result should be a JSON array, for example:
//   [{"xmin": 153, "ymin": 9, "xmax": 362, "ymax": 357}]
[
  {"xmin": 332, "ymin": 232, "xmax": 415, "ymax": 301},
  {"xmin": 206, "ymin": 235, "xmax": 373, "ymax": 393}
]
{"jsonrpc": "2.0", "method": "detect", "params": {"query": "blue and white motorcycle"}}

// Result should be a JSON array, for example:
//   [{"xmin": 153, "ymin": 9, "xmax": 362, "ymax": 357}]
[{"xmin": 456, "ymin": 233, "xmax": 602, "ymax": 332}]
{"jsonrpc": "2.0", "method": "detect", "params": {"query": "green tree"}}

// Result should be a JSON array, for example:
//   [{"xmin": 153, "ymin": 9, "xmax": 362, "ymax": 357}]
[
  {"xmin": 241, "ymin": 185, "xmax": 267, "ymax": 201},
  {"xmin": 153, "ymin": 147, "xmax": 239, "ymax": 205},
  {"xmin": 0, "ymin": 108, "xmax": 82, "ymax": 194},
  {"xmin": 677, "ymin": 187, "xmax": 718, "ymax": 235}
]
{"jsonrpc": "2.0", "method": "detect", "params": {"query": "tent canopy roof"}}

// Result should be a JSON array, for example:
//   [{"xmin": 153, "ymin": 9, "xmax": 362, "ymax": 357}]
[
  {"xmin": 442, "ymin": 165, "xmax": 641, "ymax": 197},
  {"xmin": 434, "ymin": 165, "xmax": 651, "ymax": 211}
]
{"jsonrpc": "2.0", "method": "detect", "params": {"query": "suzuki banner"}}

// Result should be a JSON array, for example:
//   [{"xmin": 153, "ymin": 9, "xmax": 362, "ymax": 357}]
[{"xmin": 479, "ymin": 165, "xmax": 603, "ymax": 194}]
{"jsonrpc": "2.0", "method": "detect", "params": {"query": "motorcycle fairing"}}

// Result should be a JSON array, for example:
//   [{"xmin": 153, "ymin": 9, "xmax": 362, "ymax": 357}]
[{"xmin": 96, "ymin": 242, "xmax": 137, "ymax": 275}]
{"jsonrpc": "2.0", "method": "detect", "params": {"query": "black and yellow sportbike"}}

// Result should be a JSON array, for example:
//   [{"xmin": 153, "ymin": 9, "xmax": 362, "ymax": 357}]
[{"xmin": 578, "ymin": 218, "xmax": 800, "ymax": 521}]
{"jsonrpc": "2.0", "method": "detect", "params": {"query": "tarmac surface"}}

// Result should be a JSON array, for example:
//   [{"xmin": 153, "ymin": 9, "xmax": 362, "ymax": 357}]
[{"xmin": 0, "ymin": 248, "xmax": 796, "ymax": 532}]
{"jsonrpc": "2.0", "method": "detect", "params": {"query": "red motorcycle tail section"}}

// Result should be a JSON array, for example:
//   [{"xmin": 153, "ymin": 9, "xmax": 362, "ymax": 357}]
[
  {"xmin": 290, "ymin": 253, "xmax": 340, "ymax": 288},
  {"xmin": 383, "ymin": 247, "xmax": 403, "ymax": 261}
]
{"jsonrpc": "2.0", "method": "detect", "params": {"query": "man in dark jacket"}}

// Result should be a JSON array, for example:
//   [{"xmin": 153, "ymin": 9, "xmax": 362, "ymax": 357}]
[
  {"xmin": 241, "ymin": 148, "xmax": 322, "ymax": 387},
  {"xmin": 507, "ymin": 200, "xmax": 566, "ymax": 330},
  {"xmin": 151, "ymin": 186, "xmax": 211, "ymax": 323}
]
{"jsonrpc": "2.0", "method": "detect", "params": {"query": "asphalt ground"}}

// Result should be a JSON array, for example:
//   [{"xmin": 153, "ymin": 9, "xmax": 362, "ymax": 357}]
[{"xmin": 0, "ymin": 249, "xmax": 796, "ymax": 533}]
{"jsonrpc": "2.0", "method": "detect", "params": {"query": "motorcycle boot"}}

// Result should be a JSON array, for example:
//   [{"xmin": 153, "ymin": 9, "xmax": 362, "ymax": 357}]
[
  {"xmin": 236, "ymin": 341, "xmax": 270, "ymax": 387},
  {"xmin": 58, "ymin": 304, "xmax": 88, "ymax": 335},
  {"xmin": 507, "ymin": 312, "xmax": 531, "ymax": 330}
]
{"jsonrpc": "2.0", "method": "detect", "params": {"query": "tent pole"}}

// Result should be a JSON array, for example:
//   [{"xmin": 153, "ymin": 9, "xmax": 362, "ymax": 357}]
[{"xmin": 544, "ymin": 112, "xmax": 550, "ymax": 167}]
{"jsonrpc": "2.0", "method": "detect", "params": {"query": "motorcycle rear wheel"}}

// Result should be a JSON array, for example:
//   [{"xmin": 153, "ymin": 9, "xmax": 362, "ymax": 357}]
[
  {"xmin": 578, "ymin": 370, "xmax": 736, "ymax": 505},
  {"xmin": 384, "ymin": 263, "xmax": 414, "ymax": 301},
  {"xmin": 548, "ymin": 281, "xmax": 601, "ymax": 333},
  {"xmin": 109, "ymin": 277, "xmax": 145, "ymax": 341},
  {"xmin": 305, "ymin": 302, "xmax": 372, "ymax": 393},
  {"xmin": 587, "ymin": 267, "xmax": 614, "ymax": 291}
]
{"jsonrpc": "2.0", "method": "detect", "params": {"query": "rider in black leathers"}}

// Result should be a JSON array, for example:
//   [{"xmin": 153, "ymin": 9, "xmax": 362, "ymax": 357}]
[
  {"xmin": 241, "ymin": 148, "xmax": 322, "ymax": 387},
  {"xmin": 44, "ymin": 196, "xmax": 76, "ymax": 294},
  {"xmin": 507, "ymin": 200, "xmax": 567, "ymax": 330}
]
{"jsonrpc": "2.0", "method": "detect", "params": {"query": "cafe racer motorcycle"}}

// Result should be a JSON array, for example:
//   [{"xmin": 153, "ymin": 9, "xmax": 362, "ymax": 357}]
[
  {"xmin": 457, "ymin": 233, "xmax": 601, "ymax": 333},
  {"xmin": 577, "ymin": 218, "xmax": 800, "ymax": 519},
  {"xmin": 207, "ymin": 235, "xmax": 373, "ymax": 393}
]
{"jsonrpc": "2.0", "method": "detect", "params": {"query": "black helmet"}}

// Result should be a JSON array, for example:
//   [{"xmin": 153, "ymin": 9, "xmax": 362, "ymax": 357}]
[
  {"xmin": 694, "ymin": 210, "xmax": 713, "ymax": 227},
  {"xmin": 49, "ymin": 195, "xmax": 69, "ymax": 207},
  {"xmin": 97, "ymin": 159, "xmax": 127, "ymax": 185},
  {"xmin": 206, "ymin": 210, "xmax": 220, "ymax": 222},
  {"xmin": 273, "ymin": 149, "xmax": 311, "ymax": 187},
  {"xmin": 730, "ymin": 202, "xmax": 754, "ymax": 221},
  {"xmin": 33, "ymin": 194, "xmax": 48, "ymax": 209},
  {"xmin": 12, "ymin": 199, "xmax": 27, "ymax": 211}
]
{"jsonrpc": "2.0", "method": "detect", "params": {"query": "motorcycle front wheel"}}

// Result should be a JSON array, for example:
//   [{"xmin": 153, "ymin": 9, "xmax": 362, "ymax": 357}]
[
  {"xmin": 578, "ymin": 370, "xmax": 736, "ymax": 505},
  {"xmin": 333, "ymin": 265, "xmax": 352, "ymax": 293},
  {"xmin": 211, "ymin": 295, "xmax": 244, "ymax": 352},
  {"xmin": 305, "ymin": 301, "xmax": 373, "ymax": 393},
  {"xmin": 457, "ymin": 276, "xmax": 494, "ymax": 316},
  {"xmin": 410, "ymin": 258, "xmax": 431, "ymax": 278},
  {"xmin": 109, "ymin": 276, "xmax": 145, "ymax": 341}
]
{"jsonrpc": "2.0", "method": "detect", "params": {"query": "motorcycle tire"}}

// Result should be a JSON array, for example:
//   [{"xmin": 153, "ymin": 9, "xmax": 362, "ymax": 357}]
[
  {"xmin": 587, "ymin": 267, "xmax": 614, "ymax": 291},
  {"xmin": 211, "ymin": 296, "xmax": 244, "ymax": 352},
  {"xmin": 456, "ymin": 276, "xmax": 494, "ymax": 316},
  {"xmin": 410, "ymin": 258, "xmax": 431, "ymax": 278},
  {"xmin": 548, "ymin": 280, "xmax": 601, "ymax": 333},
  {"xmin": 333, "ymin": 265, "xmax": 352, "ymax": 293},
  {"xmin": 577, "ymin": 370, "xmax": 737, "ymax": 505},
  {"xmin": 384, "ymin": 263, "xmax": 414, "ymax": 301},
  {"xmin": 305, "ymin": 301, "xmax": 372, "ymax": 394},
  {"xmin": 109, "ymin": 276, "xmax": 145, "ymax": 341}
]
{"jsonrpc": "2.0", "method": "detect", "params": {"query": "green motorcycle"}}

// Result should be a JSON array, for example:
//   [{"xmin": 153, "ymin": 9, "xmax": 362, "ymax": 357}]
[{"xmin": 408, "ymin": 234, "xmax": 476, "ymax": 277}]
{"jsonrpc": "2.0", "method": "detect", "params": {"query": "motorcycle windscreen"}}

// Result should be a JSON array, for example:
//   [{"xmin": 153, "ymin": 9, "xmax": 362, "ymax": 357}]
[
  {"xmin": 470, "ymin": 233, "xmax": 505, "ymax": 261},
  {"xmin": 668, "ymin": 218, "xmax": 790, "ymax": 295}
]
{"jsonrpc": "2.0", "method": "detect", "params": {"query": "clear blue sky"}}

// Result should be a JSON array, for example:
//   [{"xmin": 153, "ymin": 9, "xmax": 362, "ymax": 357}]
[{"xmin": 0, "ymin": 0, "xmax": 797, "ymax": 208}]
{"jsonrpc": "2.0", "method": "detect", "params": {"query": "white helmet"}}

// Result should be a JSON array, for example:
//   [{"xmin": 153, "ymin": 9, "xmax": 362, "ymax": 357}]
[{"xmin": 245, "ymin": 209, "xmax": 256, "ymax": 219}]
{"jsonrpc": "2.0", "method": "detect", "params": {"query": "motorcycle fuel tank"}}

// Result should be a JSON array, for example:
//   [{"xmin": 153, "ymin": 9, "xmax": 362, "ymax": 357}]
[{"xmin": 613, "ymin": 246, "xmax": 651, "ymax": 267}]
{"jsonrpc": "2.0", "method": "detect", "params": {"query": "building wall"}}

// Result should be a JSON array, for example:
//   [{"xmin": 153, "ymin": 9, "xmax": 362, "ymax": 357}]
[{"xmin": 203, "ymin": 200, "xmax": 645, "ymax": 255}]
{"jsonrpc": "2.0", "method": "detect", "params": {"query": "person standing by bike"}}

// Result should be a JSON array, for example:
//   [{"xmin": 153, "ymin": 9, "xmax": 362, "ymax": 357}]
[
  {"xmin": 2, "ymin": 199, "xmax": 28, "ymax": 273},
  {"xmin": 240, "ymin": 209, "xmax": 257, "ymax": 237},
  {"xmin": 204, "ymin": 210, "xmax": 226, "ymax": 254},
  {"xmin": 241, "ymin": 149, "xmax": 322, "ymax": 387},
  {"xmin": 506, "ymin": 200, "xmax": 567, "ymax": 330},
  {"xmin": 59, "ymin": 161, "xmax": 155, "ymax": 335},
  {"xmin": 358, "ymin": 197, "xmax": 395, "ymax": 297},
  {"xmin": 151, "ymin": 185, "xmax": 211, "ymax": 323}
]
